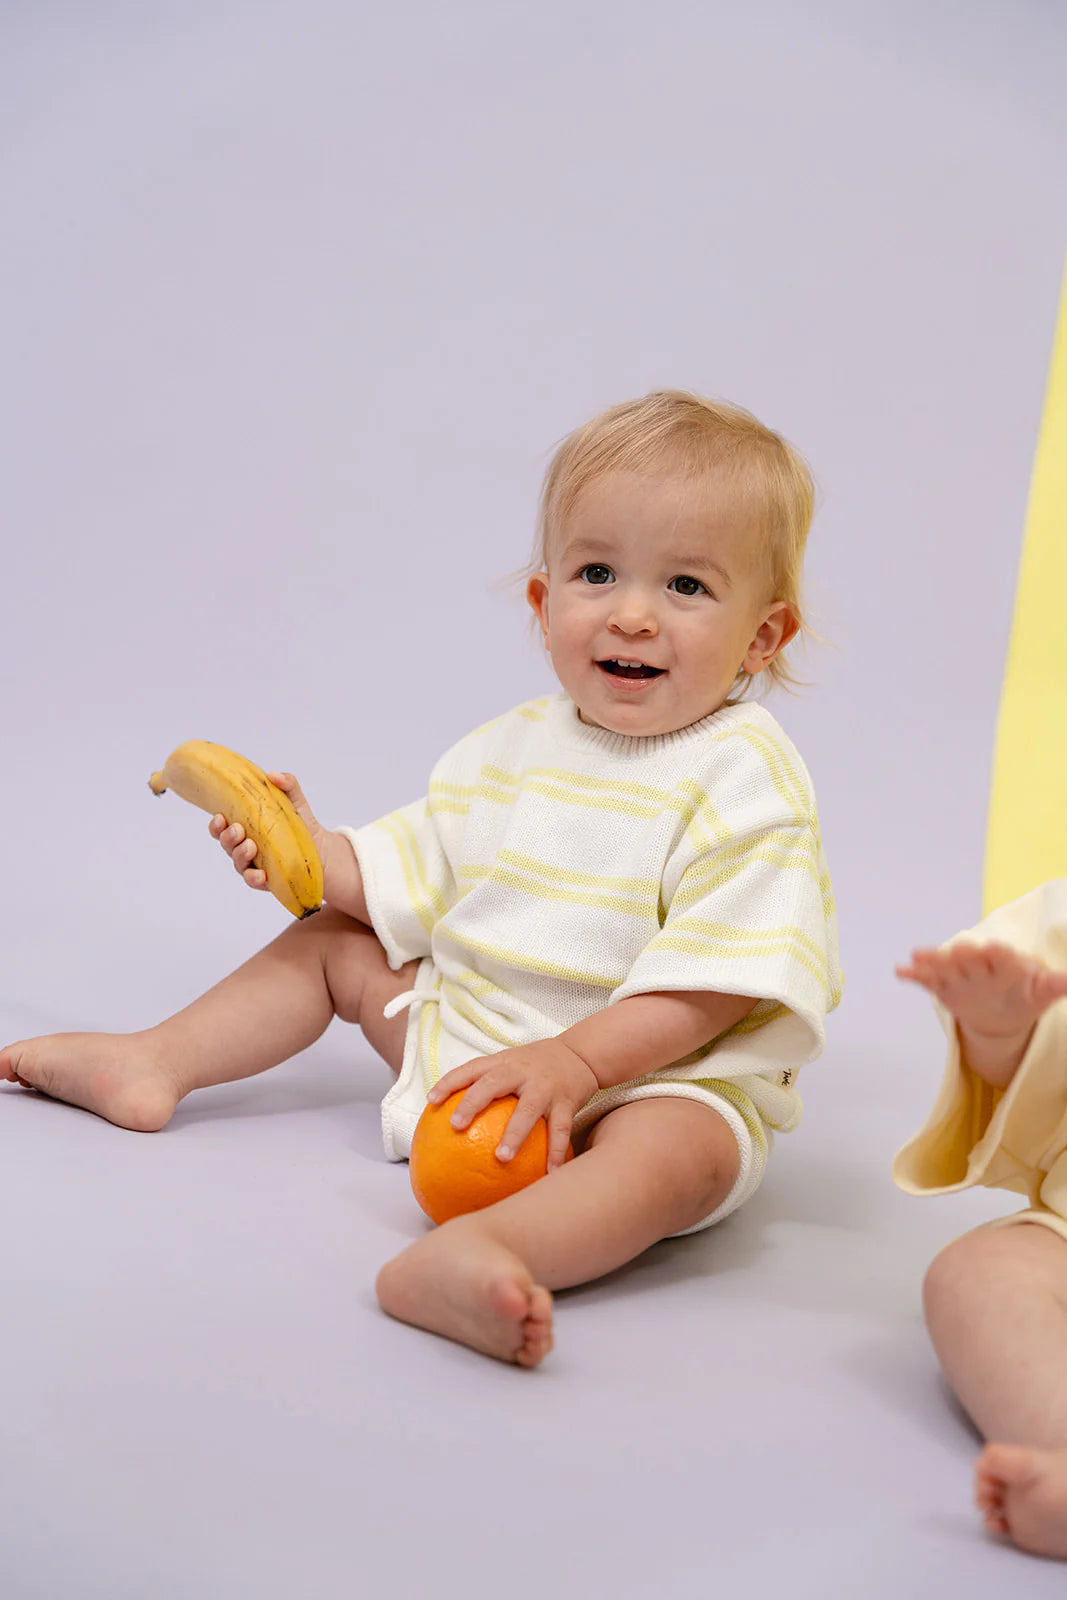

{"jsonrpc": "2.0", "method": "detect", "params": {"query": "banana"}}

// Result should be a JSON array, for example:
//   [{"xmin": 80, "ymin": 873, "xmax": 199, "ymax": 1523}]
[{"xmin": 149, "ymin": 741, "xmax": 324, "ymax": 919}]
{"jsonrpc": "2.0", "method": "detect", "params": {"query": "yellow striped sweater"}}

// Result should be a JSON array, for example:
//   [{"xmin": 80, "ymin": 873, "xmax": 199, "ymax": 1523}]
[{"xmin": 340, "ymin": 693, "xmax": 842, "ymax": 1133}]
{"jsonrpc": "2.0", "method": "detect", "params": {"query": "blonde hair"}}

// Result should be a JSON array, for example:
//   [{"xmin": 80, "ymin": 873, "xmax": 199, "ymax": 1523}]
[{"xmin": 523, "ymin": 389, "xmax": 817, "ymax": 697}]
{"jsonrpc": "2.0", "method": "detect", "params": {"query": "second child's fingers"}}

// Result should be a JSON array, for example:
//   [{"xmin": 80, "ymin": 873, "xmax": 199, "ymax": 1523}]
[
  {"xmin": 242, "ymin": 867, "xmax": 268, "ymax": 890},
  {"xmin": 945, "ymin": 945, "xmax": 989, "ymax": 984},
  {"xmin": 1031, "ymin": 967, "xmax": 1067, "ymax": 1007}
]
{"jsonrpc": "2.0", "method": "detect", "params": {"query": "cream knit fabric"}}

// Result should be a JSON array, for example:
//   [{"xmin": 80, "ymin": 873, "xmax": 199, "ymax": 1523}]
[
  {"xmin": 894, "ymin": 879, "xmax": 1067, "ymax": 1240},
  {"xmin": 341, "ymin": 692, "xmax": 842, "ymax": 1222}
]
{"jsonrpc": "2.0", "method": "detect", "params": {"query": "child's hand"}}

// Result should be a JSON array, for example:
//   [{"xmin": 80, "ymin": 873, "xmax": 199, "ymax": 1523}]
[
  {"xmin": 427, "ymin": 1040, "xmax": 600, "ymax": 1170},
  {"xmin": 209, "ymin": 773, "xmax": 333, "ymax": 891},
  {"xmin": 897, "ymin": 942, "xmax": 1067, "ymax": 1039}
]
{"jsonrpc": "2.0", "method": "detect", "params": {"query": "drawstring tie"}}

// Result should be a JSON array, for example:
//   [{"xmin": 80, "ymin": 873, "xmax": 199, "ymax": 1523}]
[{"xmin": 382, "ymin": 986, "xmax": 442, "ymax": 1021}]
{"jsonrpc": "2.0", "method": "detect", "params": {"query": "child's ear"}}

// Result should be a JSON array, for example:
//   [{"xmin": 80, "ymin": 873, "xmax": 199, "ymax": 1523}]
[
  {"xmin": 742, "ymin": 603, "xmax": 799, "ymax": 675},
  {"xmin": 526, "ymin": 573, "xmax": 550, "ymax": 646}
]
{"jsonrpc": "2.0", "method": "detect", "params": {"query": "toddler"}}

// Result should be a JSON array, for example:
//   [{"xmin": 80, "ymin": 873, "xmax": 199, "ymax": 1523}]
[
  {"xmin": 897, "ymin": 881, "xmax": 1067, "ymax": 1559},
  {"xmin": 2, "ymin": 391, "xmax": 841, "ymax": 1366}
]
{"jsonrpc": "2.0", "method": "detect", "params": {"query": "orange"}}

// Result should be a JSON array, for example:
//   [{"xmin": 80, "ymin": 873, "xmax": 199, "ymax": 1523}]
[{"xmin": 409, "ymin": 1091, "xmax": 573, "ymax": 1224}]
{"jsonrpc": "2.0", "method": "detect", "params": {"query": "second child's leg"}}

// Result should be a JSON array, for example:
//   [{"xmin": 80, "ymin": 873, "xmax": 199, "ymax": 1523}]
[
  {"xmin": 0, "ymin": 909, "xmax": 419, "ymax": 1131},
  {"xmin": 924, "ymin": 1222, "xmax": 1067, "ymax": 1559},
  {"xmin": 376, "ymin": 1096, "xmax": 741, "ymax": 1367}
]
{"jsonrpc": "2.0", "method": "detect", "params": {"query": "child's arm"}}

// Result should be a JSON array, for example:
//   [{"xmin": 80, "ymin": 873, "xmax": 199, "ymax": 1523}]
[
  {"xmin": 210, "ymin": 771, "xmax": 370, "ymax": 924},
  {"xmin": 562, "ymin": 988, "xmax": 758, "ymax": 1088},
  {"xmin": 897, "ymin": 941, "xmax": 1067, "ymax": 1087},
  {"xmin": 430, "ymin": 989, "xmax": 759, "ymax": 1169}
]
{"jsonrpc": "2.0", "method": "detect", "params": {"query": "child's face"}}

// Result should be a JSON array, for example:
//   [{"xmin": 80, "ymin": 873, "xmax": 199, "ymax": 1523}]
[{"xmin": 527, "ymin": 471, "xmax": 796, "ymax": 737}]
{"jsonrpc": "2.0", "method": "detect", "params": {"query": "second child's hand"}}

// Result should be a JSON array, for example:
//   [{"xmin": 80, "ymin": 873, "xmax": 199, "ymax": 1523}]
[{"xmin": 897, "ymin": 941, "xmax": 1067, "ymax": 1086}]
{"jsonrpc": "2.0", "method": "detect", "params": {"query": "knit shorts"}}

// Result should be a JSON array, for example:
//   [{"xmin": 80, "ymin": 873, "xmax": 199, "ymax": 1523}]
[{"xmin": 378, "ymin": 958, "xmax": 770, "ymax": 1235}]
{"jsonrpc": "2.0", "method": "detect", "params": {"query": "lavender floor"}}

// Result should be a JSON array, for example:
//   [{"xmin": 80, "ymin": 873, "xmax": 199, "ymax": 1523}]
[{"xmin": 2, "ymin": 1001, "xmax": 1062, "ymax": 1598}]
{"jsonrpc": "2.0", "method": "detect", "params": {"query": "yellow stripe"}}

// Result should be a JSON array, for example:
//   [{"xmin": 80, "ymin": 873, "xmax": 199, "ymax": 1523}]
[
  {"xmin": 378, "ymin": 814, "xmax": 445, "ymax": 934},
  {"xmin": 666, "ymin": 915, "xmax": 829, "ymax": 967},
  {"xmin": 683, "ymin": 1078, "xmax": 769, "ymax": 1157},
  {"xmin": 432, "ymin": 772, "xmax": 737, "ymax": 842},
  {"xmin": 468, "ymin": 699, "xmax": 549, "ymax": 738},
  {"xmin": 650, "ymin": 921, "xmax": 831, "ymax": 990},
  {"xmin": 650, "ymin": 935, "xmax": 828, "ymax": 992},
  {"xmin": 456, "ymin": 863, "xmax": 658, "ymax": 920},
  {"xmin": 729, "ymin": 726, "xmax": 812, "ymax": 825},
  {"xmin": 673, "ymin": 778, "xmax": 732, "ymax": 850},
  {"xmin": 493, "ymin": 848, "xmax": 656, "ymax": 894},
  {"xmin": 727, "ymin": 1000, "xmax": 790, "ymax": 1036},
  {"xmin": 520, "ymin": 765, "xmax": 672, "ymax": 804},
  {"xmin": 441, "ymin": 978, "xmax": 518, "ymax": 1048},
  {"xmin": 671, "ymin": 828, "xmax": 822, "ymax": 910},
  {"xmin": 435, "ymin": 927, "xmax": 620, "ymax": 988},
  {"xmin": 984, "ymin": 255, "xmax": 1067, "ymax": 910}
]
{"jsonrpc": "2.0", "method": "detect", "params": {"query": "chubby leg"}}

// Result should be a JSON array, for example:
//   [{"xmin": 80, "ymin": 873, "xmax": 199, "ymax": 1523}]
[
  {"xmin": 924, "ymin": 1222, "xmax": 1067, "ymax": 1558},
  {"xmin": 0, "ymin": 909, "xmax": 418, "ymax": 1131},
  {"xmin": 376, "ymin": 1096, "xmax": 741, "ymax": 1366}
]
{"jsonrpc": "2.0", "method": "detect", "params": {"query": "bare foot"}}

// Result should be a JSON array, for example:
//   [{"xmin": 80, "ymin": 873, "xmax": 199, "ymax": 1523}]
[
  {"xmin": 976, "ymin": 1443, "xmax": 1067, "ymax": 1559},
  {"xmin": 0, "ymin": 1032, "xmax": 182, "ymax": 1132},
  {"xmin": 376, "ymin": 1220, "xmax": 554, "ymax": 1367}
]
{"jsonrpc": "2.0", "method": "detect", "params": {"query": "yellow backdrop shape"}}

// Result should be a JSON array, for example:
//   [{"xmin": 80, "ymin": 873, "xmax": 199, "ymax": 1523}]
[{"xmin": 984, "ymin": 256, "xmax": 1067, "ymax": 913}]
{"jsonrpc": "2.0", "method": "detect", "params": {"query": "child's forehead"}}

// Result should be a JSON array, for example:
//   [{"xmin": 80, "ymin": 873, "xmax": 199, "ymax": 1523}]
[{"xmin": 552, "ymin": 469, "xmax": 753, "ymax": 558}]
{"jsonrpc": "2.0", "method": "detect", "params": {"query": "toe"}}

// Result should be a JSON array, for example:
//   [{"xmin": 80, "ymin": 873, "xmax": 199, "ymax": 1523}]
[
  {"xmin": 488, "ymin": 1274, "xmax": 533, "ymax": 1329},
  {"xmin": 980, "ymin": 1443, "xmax": 1040, "ymax": 1488},
  {"xmin": 528, "ymin": 1284, "xmax": 553, "ymax": 1324}
]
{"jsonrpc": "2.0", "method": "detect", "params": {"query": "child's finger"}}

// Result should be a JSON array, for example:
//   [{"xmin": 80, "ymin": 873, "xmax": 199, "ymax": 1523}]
[
  {"xmin": 242, "ymin": 868, "xmax": 268, "ymax": 889},
  {"xmin": 208, "ymin": 813, "xmax": 228, "ymax": 838},
  {"xmin": 546, "ymin": 1102, "xmax": 575, "ymax": 1170},
  {"xmin": 1032, "ymin": 968, "xmax": 1067, "ymax": 1007},
  {"xmin": 896, "ymin": 964, "xmax": 934, "ymax": 987},
  {"xmin": 218, "ymin": 822, "xmax": 247, "ymax": 858},
  {"xmin": 946, "ymin": 945, "xmax": 985, "ymax": 982},
  {"xmin": 425, "ymin": 1062, "xmax": 482, "ymax": 1106},
  {"xmin": 449, "ymin": 1073, "xmax": 509, "ymax": 1128},
  {"xmin": 267, "ymin": 771, "xmax": 319, "ymax": 830},
  {"xmin": 495, "ymin": 1091, "xmax": 549, "ymax": 1162},
  {"xmin": 908, "ymin": 948, "xmax": 951, "ymax": 979}
]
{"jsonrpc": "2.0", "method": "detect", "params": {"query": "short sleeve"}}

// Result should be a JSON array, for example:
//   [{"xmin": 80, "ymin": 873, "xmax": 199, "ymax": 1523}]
[
  {"xmin": 611, "ymin": 816, "xmax": 842, "ymax": 1061},
  {"xmin": 338, "ymin": 798, "xmax": 457, "ymax": 970}
]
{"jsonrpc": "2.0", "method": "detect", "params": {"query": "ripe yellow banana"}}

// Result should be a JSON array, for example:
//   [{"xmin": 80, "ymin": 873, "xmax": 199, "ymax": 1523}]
[{"xmin": 149, "ymin": 741, "xmax": 324, "ymax": 919}]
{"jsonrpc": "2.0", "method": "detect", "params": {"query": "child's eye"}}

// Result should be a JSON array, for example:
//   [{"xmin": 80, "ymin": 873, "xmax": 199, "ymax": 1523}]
[
  {"xmin": 578, "ymin": 564, "xmax": 614, "ymax": 585},
  {"xmin": 669, "ymin": 575, "xmax": 708, "ymax": 597}
]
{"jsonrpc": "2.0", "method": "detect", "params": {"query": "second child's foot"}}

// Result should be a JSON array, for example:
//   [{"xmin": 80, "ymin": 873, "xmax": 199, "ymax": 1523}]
[
  {"xmin": 376, "ymin": 1221, "xmax": 554, "ymax": 1367},
  {"xmin": 976, "ymin": 1443, "xmax": 1067, "ymax": 1559},
  {"xmin": 0, "ymin": 1032, "xmax": 182, "ymax": 1132}
]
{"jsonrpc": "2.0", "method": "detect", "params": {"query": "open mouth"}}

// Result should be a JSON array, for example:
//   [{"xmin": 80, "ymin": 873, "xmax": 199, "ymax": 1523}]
[{"xmin": 597, "ymin": 659, "xmax": 666, "ymax": 680}]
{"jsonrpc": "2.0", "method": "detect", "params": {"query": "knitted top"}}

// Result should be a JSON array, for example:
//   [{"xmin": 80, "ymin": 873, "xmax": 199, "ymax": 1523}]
[{"xmin": 341, "ymin": 692, "xmax": 842, "ymax": 1133}]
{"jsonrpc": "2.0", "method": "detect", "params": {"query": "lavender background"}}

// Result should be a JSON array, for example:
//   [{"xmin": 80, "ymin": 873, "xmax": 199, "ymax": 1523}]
[{"xmin": 2, "ymin": 2, "xmax": 1066, "ymax": 1595}]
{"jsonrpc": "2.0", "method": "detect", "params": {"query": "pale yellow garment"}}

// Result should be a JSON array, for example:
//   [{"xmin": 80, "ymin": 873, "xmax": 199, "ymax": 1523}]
[{"xmin": 893, "ymin": 879, "xmax": 1067, "ymax": 1241}]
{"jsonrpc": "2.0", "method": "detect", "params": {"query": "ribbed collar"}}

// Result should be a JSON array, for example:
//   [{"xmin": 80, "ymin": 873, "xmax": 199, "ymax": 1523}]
[{"xmin": 543, "ymin": 692, "xmax": 757, "ymax": 758}]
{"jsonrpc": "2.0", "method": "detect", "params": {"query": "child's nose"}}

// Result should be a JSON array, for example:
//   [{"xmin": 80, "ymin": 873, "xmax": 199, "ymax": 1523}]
[{"xmin": 608, "ymin": 590, "xmax": 659, "ymax": 635}]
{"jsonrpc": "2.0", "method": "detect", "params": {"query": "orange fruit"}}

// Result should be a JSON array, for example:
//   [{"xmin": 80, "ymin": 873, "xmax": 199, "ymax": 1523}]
[{"xmin": 409, "ymin": 1091, "xmax": 573, "ymax": 1224}]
